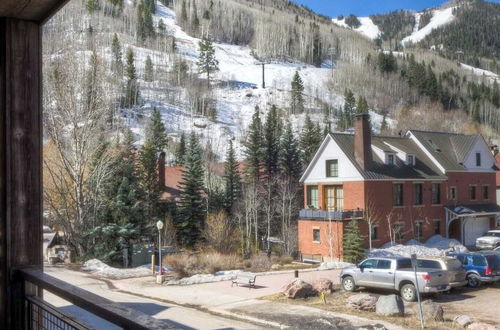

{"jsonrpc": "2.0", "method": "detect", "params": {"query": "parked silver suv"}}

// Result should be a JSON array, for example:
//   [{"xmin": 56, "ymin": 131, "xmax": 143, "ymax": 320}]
[
  {"xmin": 476, "ymin": 230, "xmax": 500, "ymax": 250},
  {"xmin": 340, "ymin": 257, "xmax": 451, "ymax": 302}
]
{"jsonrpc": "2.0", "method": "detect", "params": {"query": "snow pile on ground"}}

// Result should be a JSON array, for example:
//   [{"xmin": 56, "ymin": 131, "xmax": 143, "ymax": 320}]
[
  {"xmin": 318, "ymin": 261, "xmax": 353, "ymax": 270},
  {"xmin": 402, "ymin": 7, "xmax": 456, "ymax": 45},
  {"xmin": 165, "ymin": 270, "xmax": 243, "ymax": 285},
  {"xmin": 368, "ymin": 235, "xmax": 468, "ymax": 258},
  {"xmin": 332, "ymin": 17, "xmax": 381, "ymax": 40},
  {"xmin": 82, "ymin": 259, "xmax": 152, "ymax": 279}
]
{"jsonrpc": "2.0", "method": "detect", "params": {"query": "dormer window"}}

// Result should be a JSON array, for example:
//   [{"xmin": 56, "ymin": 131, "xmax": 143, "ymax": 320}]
[
  {"xmin": 476, "ymin": 152, "xmax": 481, "ymax": 167},
  {"xmin": 386, "ymin": 153, "xmax": 395, "ymax": 165},
  {"xmin": 406, "ymin": 154, "xmax": 415, "ymax": 166}
]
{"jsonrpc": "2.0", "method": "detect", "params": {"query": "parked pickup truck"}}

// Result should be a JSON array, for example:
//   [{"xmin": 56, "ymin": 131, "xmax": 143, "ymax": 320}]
[{"xmin": 340, "ymin": 257, "xmax": 451, "ymax": 302}]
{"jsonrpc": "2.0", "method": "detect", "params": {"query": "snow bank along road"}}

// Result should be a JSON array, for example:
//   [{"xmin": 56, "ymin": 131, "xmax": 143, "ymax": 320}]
[{"xmin": 44, "ymin": 266, "xmax": 258, "ymax": 329}]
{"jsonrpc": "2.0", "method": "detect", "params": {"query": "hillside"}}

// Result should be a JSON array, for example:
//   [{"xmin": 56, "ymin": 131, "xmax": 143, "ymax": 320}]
[{"xmin": 43, "ymin": 0, "xmax": 500, "ymax": 165}]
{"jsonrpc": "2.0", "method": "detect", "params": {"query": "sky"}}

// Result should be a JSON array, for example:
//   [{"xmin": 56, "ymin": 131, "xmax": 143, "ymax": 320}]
[{"xmin": 292, "ymin": 0, "xmax": 500, "ymax": 17}]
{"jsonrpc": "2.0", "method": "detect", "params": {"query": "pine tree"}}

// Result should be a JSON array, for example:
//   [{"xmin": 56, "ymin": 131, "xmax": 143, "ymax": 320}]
[
  {"xmin": 342, "ymin": 89, "xmax": 356, "ymax": 129},
  {"xmin": 177, "ymin": 132, "xmax": 206, "ymax": 247},
  {"xmin": 356, "ymin": 96, "xmax": 369, "ymax": 114},
  {"xmin": 144, "ymin": 55, "xmax": 154, "ymax": 82},
  {"xmin": 290, "ymin": 71, "xmax": 305, "ymax": 114},
  {"xmin": 138, "ymin": 141, "xmax": 161, "ymax": 228},
  {"xmin": 243, "ymin": 106, "xmax": 263, "ymax": 182},
  {"xmin": 300, "ymin": 115, "xmax": 322, "ymax": 167},
  {"xmin": 279, "ymin": 122, "xmax": 302, "ymax": 179},
  {"xmin": 125, "ymin": 48, "xmax": 136, "ymax": 80},
  {"xmin": 175, "ymin": 132, "xmax": 187, "ymax": 166},
  {"xmin": 223, "ymin": 139, "xmax": 241, "ymax": 212},
  {"xmin": 145, "ymin": 108, "xmax": 167, "ymax": 153},
  {"xmin": 111, "ymin": 33, "xmax": 123, "ymax": 77},
  {"xmin": 123, "ymin": 48, "xmax": 140, "ymax": 107},
  {"xmin": 158, "ymin": 19, "xmax": 166, "ymax": 33},
  {"xmin": 380, "ymin": 113, "xmax": 389, "ymax": 133},
  {"xmin": 197, "ymin": 35, "xmax": 219, "ymax": 88},
  {"xmin": 343, "ymin": 220, "xmax": 365, "ymax": 264},
  {"xmin": 263, "ymin": 105, "xmax": 282, "ymax": 178}
]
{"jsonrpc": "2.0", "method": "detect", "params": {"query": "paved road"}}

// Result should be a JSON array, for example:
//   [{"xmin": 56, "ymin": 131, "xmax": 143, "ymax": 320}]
[{"xmin": 44, "ymin": 266, "xmax": 259, "ymax": 329}]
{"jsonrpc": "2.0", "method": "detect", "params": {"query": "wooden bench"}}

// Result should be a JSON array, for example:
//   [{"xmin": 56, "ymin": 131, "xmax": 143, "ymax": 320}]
[{"xmin": 231, "ymin": 272, "xmax": 257, "ymax": 288}]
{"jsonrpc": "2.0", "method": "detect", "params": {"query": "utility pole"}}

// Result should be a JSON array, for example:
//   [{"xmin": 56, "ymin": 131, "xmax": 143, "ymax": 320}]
[{"xmin": 257, "ymin": 61, "xmax": 269, "ymax": 88}]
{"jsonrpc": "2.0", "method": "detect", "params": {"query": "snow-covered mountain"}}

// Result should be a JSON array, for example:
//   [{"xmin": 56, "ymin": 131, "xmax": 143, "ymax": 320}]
[
  {"xmin": 331, "ymin": 16, "xmax": 381, "ymax": 40},
  {"xmin": 401, "ymin": 6, "xmax": 456, "ymax": 45}
]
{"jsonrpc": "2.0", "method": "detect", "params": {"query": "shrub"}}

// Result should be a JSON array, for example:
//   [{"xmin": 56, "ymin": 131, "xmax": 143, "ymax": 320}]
[
  {"xmin": 164, "ymin": 252, "xmax": 242, "ymax": 279},
  {"xmin": 250, "ymin": 254, "xmax": 272, "ymax": 271}
]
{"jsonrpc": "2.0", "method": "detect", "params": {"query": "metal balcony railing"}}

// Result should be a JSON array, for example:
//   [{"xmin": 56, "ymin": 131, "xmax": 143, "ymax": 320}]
[
  {"xmin": 299, "ymin": 209, "xmax": 363, "ymax": 220},
  {"xmin": 15, "ymin": 268, "xmax": 175, "ymax": 330}
]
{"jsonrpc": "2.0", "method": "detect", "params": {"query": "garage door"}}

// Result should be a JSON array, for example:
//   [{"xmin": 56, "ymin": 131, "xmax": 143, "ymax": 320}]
[{"xmin": 464, "ymin": 217, "xmax": 490, "ymax": 246}]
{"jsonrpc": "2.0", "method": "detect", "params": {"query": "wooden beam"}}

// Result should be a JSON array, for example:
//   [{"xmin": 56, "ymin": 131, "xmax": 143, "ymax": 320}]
[
  {"xmin": 0, "ymin": 18, "xmax": 43, "ymax": 329},
  {"xmin": 0, "ymin": 0, "xmax": 69, "ymax": 23}
]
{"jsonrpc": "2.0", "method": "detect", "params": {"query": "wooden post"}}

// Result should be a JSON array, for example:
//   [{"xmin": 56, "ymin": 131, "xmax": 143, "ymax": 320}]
[{"xmin": 0, "ymin": 18, "xmax": 43, "ymax": 329}]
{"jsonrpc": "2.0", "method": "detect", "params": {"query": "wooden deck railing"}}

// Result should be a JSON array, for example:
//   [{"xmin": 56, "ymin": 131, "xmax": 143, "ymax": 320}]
[
  {"xmin": 15, "ymin": 268, "xmax": 176, "ymax": 330},
  {"xmin": 299, "ymin": 209, "xmax": 364, "ymax": 220}
]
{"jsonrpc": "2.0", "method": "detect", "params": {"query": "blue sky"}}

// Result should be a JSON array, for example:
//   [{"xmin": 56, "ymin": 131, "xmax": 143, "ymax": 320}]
[{"xmin": 292, "ymin": 0, "xmax": 500, "ymax": 17}]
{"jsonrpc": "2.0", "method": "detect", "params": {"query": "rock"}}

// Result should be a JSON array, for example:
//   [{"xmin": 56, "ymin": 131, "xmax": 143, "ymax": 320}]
[
  {"xmin": 282, "ymin": 279, "xmax": 317, "ymax": 299},
  {"xmin": 376, "ymin": 294, "xmax": 404, "ymax": 316},
  {"xmin": 454, "ymin": 315, "xmax": 474, "ymax": 328},
  {"xmin": 467, "ymin": 323, "xmax": 500, "ymax": 330},
  {"xmin": 347, "ymin": 293, "xmax": 378, "ymax": 312},
  {"xmin": 312, "ymin": 278, "xmax": 334, "ymax": 294},
  {"xmin": 412, "ymin": 300, "xmax": 444, "ymax": 322}
]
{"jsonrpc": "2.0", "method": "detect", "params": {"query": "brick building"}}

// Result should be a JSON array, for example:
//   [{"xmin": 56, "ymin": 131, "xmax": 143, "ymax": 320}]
[{"xmin": 298, "ymin": 114, "xmax": 500, "ymax": 262}]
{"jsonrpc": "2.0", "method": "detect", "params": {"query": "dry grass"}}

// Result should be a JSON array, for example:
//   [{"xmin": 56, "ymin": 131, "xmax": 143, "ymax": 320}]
[{"xmin": 263, "ymin": 287, "xmax": 462, "ymax": 330}]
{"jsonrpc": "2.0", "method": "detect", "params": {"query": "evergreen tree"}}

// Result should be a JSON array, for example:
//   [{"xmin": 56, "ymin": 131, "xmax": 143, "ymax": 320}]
[
  {"xmin": 125, "ymin": 48, "xmax": 136, "ymax": 80},
  {"xmin": 197, "ymin": 35, "xmax": 219, "ymax": 88},
  {"xmin": 144, "ymin": 55, "xmax": 154, "ymax": 82},
  {"xmin": 263, "ymin": 105, "xmax": 282, "ymax": 178},
  {"xmin": 300, "ymin": 115, "xmax": 322, "ymax": 167},
  {"xmin": 290, "ymin": 71, "xmax": 305, "ymax": 114},
  {"xmin": 342, "ymin": 89, "xmax": 356, "ymax": 129},
  {"xmin": 111, "ymin": 33, "xmax": 123, "ymax": 77},
  {"xmin": 145, "ymin": 108, "xmax": 167, "ymax": 153},
  {"xmin": 177, "ymin": 132, "xmax": 206, "ymax": 247},
  {"xmin": 243, "ymin": 106, "xmax": 263, "ymax": 182},
  {"xmin": 86, "ymin": 0, "xmax": 101, "ymax": 13},
  {"xmin": 380, "ymin": 113, "xmax": 389, "ymax": 133},
  {"xmin": 123, "ymin": 48, "xmax": 140, "ymax": 107},
  {"xmin": 158, "ymin": 19, "xmax": 166, "ymax": 33},
  {"xmin": 175, "ymin": 132, "xmax": 187, "ymax": 166},
  {"xmin": 356, "ymin": 96, "xmax": 369, "ymax": 114},
  {"xmin": 223, "ymin": 139, "xmax": 241, "ymax": 212},
  {"xmin": 138, "ymin": 141, "xmax": 161, "ymax": 230},
  {"xmin": 343, "ymin": 220, "xmax": 365, "ymax": 264},
  {"xmin": 279, "ymin": 122, "xmax": 302, "ymax": 179}
]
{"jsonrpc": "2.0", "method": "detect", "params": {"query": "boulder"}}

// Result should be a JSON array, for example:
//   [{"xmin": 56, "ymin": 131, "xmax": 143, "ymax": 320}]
[
  {"xmin": 467, "ymin": 323, "xmax": 500, "ymax": 330},
  {"xmin": 376, "ymin": 294, "xmax": 404, "ymax": 316},
  {"xmin": 347, "ymin": 293, "xmax": 378, "ymax": 312},
  {"xmin": 454, "ymin": 315, "xmax": 474, "ymax": 328},
  {"xmin": 312, "ymin": 278, "xmax": 334, "ymax": 294},
  {"xmin": 412, "ymin": 300, "xmax": 443, "ymax": 322},
  {"xmin": 282, "ymin": 279, "xmax": 317, "ymax": 299}
]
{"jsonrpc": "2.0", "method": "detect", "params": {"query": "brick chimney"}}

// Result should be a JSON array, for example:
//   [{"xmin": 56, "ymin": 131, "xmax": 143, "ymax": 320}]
[
  {"xmin": 157, "ymin": 151, "xmax": 166, "ymax": 189},
  {"xmin": 354, "ymin": 113, "xmax": 373, "ymax": 170}
]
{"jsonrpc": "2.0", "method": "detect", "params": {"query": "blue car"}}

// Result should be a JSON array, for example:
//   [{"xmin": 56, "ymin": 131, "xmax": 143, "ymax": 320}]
[{"xmin": 448, "ymin": 252, "xmax": 500, "ymax": 288}]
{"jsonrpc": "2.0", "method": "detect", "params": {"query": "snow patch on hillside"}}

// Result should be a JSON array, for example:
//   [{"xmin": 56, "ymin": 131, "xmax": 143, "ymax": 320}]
[
  {"xmin": 332, "ymin": 17, "xmax": 381, "ymax": 40},
  {"xmin": 460, "ymin": 63, "xmax": 500, "ymax": 83},
  {"xmin": 402, "ymin": 7, "xmax": 456, "ymax": 45}
]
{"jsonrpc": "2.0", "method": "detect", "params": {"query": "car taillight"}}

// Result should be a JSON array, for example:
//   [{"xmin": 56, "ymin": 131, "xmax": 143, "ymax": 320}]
[
  {"xmin": 485, "ymin": 268, "xmax": 492, "ymax": 275},
  {"xmin": 421, "ymin": 274, "xmax": 431, "ymax": 281}
]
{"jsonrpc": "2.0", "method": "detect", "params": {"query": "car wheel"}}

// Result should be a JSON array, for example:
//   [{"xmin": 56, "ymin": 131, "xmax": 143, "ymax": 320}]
[
  {"xmin": 400, "ymin": 283, "xmax": 417, "ymax": 302},
  {"xmin": 342, "ymin": 276, "xmax": 356, "ymax": 292},
  {"xmin": 466, "ymin": 274, "xmax": 481, "ymax": 288}
]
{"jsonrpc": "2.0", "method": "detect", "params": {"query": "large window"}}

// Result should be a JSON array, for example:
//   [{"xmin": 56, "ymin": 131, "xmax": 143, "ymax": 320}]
[
  {"xmin": 414, "ymin": 183, "xmax": 423, "ymax": 205},
  {"xmin": 307, "ymin": 186, "xmax": 319, "ymax": 208},
  {"xmin": 393, "ymin": 183, "xmax": 404, "ymax": 206},
  {"xmin": 313, "ymin": 228, "xmax": 320, "ymax": 242},
  {"xmin": 483, "ymin": 185, "xmax": 489, "ymax": 200},
  {"xmin": 325, "ymin": 159, "xmax": 338, "ymax": 177},
  {"xmin": 469, "ymin": 185, "xmax": 477, "ymax": 201},
  {"xmin": 371, "ymin": 226, "xmax": 378, "ymax": 241},
  {"xmin": 432, "ymin": 183, "xmax": 441, "ymax": 204},
  {"xmin": 434, "ymin": 220, "xmax": 441, "ymax": 235},
  {"xmin": 415, "ymin": 221, "xmax": 424, "ymax": 241},
  {"xmin": 325, "ymin": 186, "xmax": 343, "ymax": 211},
  {"xmin": 450, "ymin": 186, "xmax": 457, "ymax": 200}
]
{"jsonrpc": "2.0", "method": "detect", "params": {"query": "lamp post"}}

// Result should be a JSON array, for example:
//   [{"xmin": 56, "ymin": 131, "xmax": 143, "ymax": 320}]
[{"xmin": 156, "ymin": 220, "xmax": 164, "ymax": 275}]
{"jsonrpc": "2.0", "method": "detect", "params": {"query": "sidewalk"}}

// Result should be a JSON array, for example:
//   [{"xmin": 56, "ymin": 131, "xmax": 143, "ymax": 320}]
[{"xmin": 111, "ymin": 269, "xmax": 406, "ymax": 329}]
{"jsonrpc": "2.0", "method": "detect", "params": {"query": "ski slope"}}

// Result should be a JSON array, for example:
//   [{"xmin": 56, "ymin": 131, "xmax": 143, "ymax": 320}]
[
  {"xmin": 460, "ymin": 63, "xmax": 500, "ymax": 84},
  {"xmin": 402, "ymin": 7, "xmax": 456, "ymax": 45},
  {"xmin": 331, "ymin": 17, "xmax": 381, "ymax": 40}
]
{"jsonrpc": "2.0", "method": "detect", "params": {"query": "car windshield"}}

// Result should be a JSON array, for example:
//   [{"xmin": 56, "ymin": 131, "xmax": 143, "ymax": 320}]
[
  {"xmin": 445, "ymin": 259, "xmax": 464, "ymax": 271},
  {"xmin": 484, "ymin": 232, "xmax": 500, "ymax": 237}
]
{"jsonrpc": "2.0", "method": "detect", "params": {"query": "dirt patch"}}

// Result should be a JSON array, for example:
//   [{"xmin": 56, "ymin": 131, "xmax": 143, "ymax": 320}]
[{"xmin": 263, "ymin": 287, "xmax": 463, "ymax": 330}]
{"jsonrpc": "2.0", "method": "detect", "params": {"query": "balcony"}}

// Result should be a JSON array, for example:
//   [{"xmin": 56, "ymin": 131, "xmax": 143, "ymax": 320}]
[
  {"xmin": 299, "ymin": 209, "xmax": 364, "ymax": 220},
  {"xmin": 14, "ymin": 268, "xmax": 174, "ymax": 330}
]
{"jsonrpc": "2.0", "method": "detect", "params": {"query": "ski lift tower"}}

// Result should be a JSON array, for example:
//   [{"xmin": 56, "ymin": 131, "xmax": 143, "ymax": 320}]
[
  {"xmin": 328, "ymin": 47, "xmax": 337, "ymax": 77},
  {"xmin": 257, "ymin": 60, "xmax": 270, "ymax": 89}
]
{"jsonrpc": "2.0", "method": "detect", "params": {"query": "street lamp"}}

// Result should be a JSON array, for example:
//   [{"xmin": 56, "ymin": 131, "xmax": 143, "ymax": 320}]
[{"xmin": 156, "ymin": 220, "xmax": 164, "ymax": 275}]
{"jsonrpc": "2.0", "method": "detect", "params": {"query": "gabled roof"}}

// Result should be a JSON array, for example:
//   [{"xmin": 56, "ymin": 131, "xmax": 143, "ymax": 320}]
[{"xmin": 330, "ymin": 133, "xmax": 446, "ymax": 180}]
